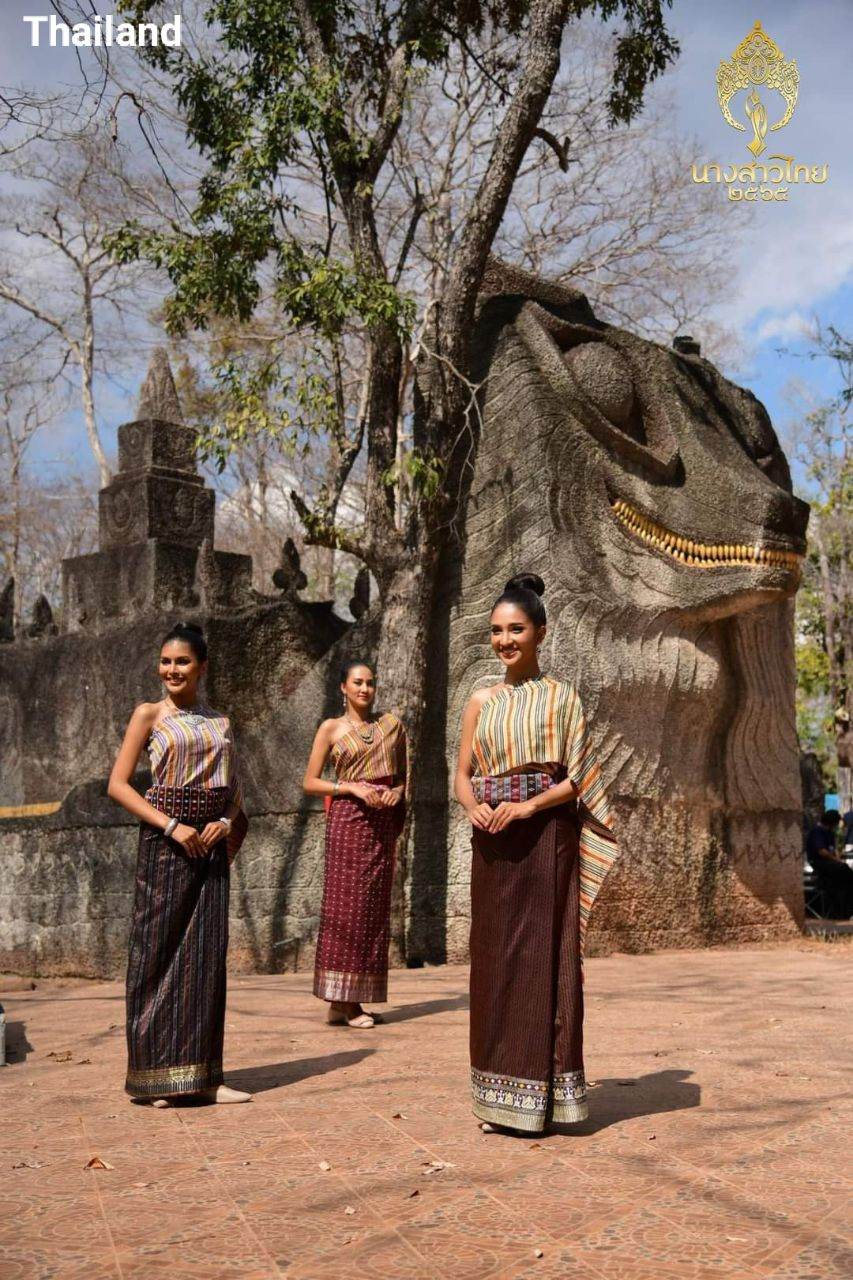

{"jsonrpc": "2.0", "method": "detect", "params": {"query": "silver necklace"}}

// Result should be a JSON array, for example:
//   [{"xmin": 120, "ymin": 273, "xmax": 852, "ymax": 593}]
[
  {"xmin": 345, "ymin": 713, "xmax": 376, "ymax": 744},
  {"xmin": 165, "ymin": 695, "xmax": 205, "ymax": 724}
]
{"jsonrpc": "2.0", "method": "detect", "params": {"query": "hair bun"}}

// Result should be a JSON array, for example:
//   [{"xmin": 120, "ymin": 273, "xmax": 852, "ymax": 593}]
[
  {"xmin": 176, "ymin": 620, "xmax": 205, "ymax": 635},
  {"xmin": 504, "ymin": 572, "xmax": 545, "ymax": 598}
]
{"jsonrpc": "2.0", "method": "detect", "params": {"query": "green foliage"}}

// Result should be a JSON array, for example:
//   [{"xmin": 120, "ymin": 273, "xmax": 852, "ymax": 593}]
[
  {"xmin": 180, "ymin": 344, "xmax": 340, "ymax": 472},
  {"xmin": 119, "ymin": 0, "xmax": 677, "ymax": 344},
  {"xmin": 382, "ymin": 448, "xmax": 444, "ymax": 501}
]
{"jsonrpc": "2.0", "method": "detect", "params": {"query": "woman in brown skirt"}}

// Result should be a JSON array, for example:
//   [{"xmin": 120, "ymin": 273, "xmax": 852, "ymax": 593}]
[
  {"xmin": 454, "ymin": 574, "xmax": 619, "ymax": 1134},
  {"xmin": 108, "ymin": 621, "xmax": 250, "ymax": 1106},
  {"xmin": 303, "ymin": 661, "xmax": 406, "ymax": 1028}
]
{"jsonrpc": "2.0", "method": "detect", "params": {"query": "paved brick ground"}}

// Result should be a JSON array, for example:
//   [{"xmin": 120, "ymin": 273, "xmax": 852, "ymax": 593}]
[{"xmin": 2, "ymin": 944, "xmax": 851, "ymax": 1280}]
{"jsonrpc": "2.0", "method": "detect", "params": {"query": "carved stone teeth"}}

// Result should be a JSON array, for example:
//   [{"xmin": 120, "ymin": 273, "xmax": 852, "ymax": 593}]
[{"xmin": 613, "ymin": 499, "xmax": 802, "ymax": 570}]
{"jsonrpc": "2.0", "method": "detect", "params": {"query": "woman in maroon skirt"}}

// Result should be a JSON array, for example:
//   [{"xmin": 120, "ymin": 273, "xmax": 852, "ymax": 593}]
[
  {"xmin": 303, "ymin": 661, "xmax": 407, "ymax": 1028},
  {"xmin": 454, "ymin": 574, "xmax": 619, "ymax": 1134}
]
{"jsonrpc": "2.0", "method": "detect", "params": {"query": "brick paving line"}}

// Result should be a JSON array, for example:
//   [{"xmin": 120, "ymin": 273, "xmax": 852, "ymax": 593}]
[
  {"xmin": 172, "ymin": 1104, "xmax": 290, "ymax": 1279},
  {"xmin": 653, "ymin": 1145, "xmax": 850, "ymax": 1278},
  {"xmin": 545, "ymin": 1118, "xmax": 844, "ymax": 1279},
  {"xmin": 79, "ymin": 1111, "xmax": 127, "ymax": 1280},
  {"xmin": 265, "ymin": 1099, "xmax": 436, "ymax": 1278},
  {"xmin": 370, "ymin": 1108, "xmax": 615, "ymax": 1280}
]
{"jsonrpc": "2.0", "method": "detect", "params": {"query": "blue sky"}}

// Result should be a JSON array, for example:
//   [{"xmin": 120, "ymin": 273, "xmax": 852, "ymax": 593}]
[
  {"xmin": 663, "ymin": 0, "xmax": 852, "ymax": 465},
  {"xmin": 2, "ymin": 0, "xmax": 851, "ymax": 490}
]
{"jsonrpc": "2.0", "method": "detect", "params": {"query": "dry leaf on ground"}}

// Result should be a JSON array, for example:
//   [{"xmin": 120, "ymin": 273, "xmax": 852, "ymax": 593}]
[
  {"xmin": 85, "ymin": 1156, "xmax": 114, "ymax": 1170},
  {"xmin": 47, "ymin": 1050, "xmax": 72, "ymax": 1063},
  {"xmin": 344, "ymin": 1205, "xmax": 356, "ymax": 1215}
]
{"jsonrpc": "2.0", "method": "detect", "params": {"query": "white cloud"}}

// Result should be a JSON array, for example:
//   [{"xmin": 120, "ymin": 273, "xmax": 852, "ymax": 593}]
[{"xmin": 752, "ymin": 310, "xmax": 814, "ymax": 345}]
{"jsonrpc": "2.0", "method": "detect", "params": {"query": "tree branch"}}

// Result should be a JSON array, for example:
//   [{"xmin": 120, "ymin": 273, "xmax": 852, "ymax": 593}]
[
  {"xmin": 289, "ymin": 488, "xmax": 369, "ymax": 563},
  {"xmin": 442, "ymin": 0, "xmax": 570, "ymax": 343}
]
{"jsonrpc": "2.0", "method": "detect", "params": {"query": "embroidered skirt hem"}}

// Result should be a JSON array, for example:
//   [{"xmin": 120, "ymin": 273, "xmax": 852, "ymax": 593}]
[
  {"xmin": 470, "ymin": 1067, "xmax": 588, "ymax": 1133},
  {"xmin": 125, "ymin": 1061, "xmax": 223, "ymax": 1098},
  {"xmin": 313, "ymin": 968, "xmax": 388, "ymax": 1003}
]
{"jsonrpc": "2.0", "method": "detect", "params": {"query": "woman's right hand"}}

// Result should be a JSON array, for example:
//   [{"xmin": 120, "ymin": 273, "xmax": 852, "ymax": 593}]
[
  {"xmin": 346, "ymin": 782, "xmax": 383, "ymax": 807},
  {"xmin": 171, "ymin": 822, "xmax": 207, "ymax": 857},
  {"xmin": 467, "ymin": 802, "xmax": 495, "ymax": 831}
]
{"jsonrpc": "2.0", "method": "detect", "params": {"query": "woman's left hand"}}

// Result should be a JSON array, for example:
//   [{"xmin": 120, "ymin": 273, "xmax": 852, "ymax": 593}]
[
  {"xmin": 200, "ymin": 820, "xmax": 228, "ymax": 850},
  {"xmin": 488, "ymin": 800, "xmax": 536, "ymax": 832}
]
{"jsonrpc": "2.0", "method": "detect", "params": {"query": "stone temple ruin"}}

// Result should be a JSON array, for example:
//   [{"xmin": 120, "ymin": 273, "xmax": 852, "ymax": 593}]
[{"xmin": 0, "ymin": 264, "xmax": 810, "ymax": 976}]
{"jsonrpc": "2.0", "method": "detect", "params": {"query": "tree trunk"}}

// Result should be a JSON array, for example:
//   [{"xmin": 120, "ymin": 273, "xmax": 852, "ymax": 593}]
[
  {"xmin": 373, "ymin": 547, "xmax": 439, "ymax": 960},
  {"xmin": 81, "ymin": 281, "xmax": 111, "ymax": 489}
]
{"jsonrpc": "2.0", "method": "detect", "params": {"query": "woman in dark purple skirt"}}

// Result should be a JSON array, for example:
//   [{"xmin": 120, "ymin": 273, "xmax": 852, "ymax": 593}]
[{"xmin": 108, "ymin": 621, "xmax": 250, "ymax": 1106}]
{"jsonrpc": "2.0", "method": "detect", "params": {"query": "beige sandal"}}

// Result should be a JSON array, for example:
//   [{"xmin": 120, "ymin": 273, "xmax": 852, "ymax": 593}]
[
  {"xmin": 327, "ymin": 1003, "xmax": 375, "ymax": 1028},
  {"xmin": 200, "ymin": 1084, "xmax": 252, "ymax": 1104}
]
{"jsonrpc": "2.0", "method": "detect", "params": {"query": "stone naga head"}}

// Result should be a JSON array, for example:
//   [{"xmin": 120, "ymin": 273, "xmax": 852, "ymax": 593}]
[{"xmin": 473, "ymin": 259, "xmax": 809, "ymax": 628}]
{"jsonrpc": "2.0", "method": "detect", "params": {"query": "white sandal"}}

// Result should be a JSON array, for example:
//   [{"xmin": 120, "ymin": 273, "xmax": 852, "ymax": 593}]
[{"xmin": 327, "ymin": 1004, "xmax": 375, "ymax": 1028}]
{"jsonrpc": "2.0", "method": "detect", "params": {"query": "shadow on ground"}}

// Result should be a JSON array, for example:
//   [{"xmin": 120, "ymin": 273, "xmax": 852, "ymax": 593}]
[
  {"xmin": 381, "ymin": 994, "xmax": 469, "ymax": 1023},
  {"xmin": 3, "ymin": 1021, "xmax": 34, "ymax": 1064},
  {"xmin": 555, "ymin": 1068, "xmax": 700, "ymax": 1135},
  {"xmin": 225, "ymin": 1048, "xmax": 375, "ymax": 1094}
]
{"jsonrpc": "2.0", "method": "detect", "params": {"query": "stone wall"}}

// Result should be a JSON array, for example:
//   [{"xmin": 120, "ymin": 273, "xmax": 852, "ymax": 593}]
[
  {"xmin": 0, "ymin": 606, "xmax": 372, "ymax": 977},
  {"xmin": 1, "ymin": 279, "xmax": 811, "ymax": 976},
  {"xmin": 0, "ymin": 351, "xmax": 372, "ymax": 976}
]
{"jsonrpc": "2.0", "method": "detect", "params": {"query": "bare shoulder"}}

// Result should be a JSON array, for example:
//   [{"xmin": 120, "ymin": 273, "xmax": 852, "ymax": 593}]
[
  {"xmin": 464, "ymin": 684, "xmax": 500, "ymax": 719},
  {"xmin": 470, "ymin": 683, "xmax": 502, "ymax": 708},
  {"xmin": 317, "ymin": 716, "xmax": 343, "ymax": 740},
  {"xmin": 133, "ymin": 701, "xmax": 162, "ymax": 724},
  {"xmin": 129, "ymin": 701, "xmax": 162, "ymax": 733}
]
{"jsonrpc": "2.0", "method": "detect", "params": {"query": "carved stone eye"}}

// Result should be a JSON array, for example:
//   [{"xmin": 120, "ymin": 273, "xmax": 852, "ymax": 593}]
[
  {"xmin": 517, "ymin": 303, "xmax": 679, "ymax": 477},
  {"xmin": 562, "ymin": 344, "xmax": 635, "ymax": 430},
  {"xmin": 562, "ymin": 342, "xmax": 647, "ymax": 447}
]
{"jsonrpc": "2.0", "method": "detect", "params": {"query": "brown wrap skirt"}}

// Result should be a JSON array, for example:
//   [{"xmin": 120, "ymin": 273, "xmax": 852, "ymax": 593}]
[
  {"xmin": 314, "ymin": 777, "xmax": 404, "ymax": 1004},
  {"xmin": 469, "ymin": 793, "xmax": 587, "ymax": 1131},
  {"xmin": 125, "ymin": 785, "xmax": 230, "ymax": 1098}
]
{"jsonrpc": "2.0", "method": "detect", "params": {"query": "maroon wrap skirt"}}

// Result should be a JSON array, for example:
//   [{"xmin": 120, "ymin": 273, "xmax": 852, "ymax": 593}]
[
  {"xmin": 469, "ymin": 794, "xmax": 587, "ymax": 1131},
  {"xmin": 314, "ymin": 778, "xmax": 404, "ymax": 1003}
]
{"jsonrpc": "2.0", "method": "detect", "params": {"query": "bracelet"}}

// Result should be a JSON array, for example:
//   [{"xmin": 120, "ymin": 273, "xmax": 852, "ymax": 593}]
[
  {"xmin": 218, "ymin": 816, "xmax": 232, "ymax": 833},
  {"xmin": 332, "ymin": 780, "xmax": 340, "ymax": 797},
  {"xmin": 163, "ymin": 817, "xmax": 179, "ymax": 838}
]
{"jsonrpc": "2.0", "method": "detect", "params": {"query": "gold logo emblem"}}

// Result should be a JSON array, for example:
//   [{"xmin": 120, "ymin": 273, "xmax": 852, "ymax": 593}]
[
  {"xmin": 716, "ymin": 21, "xmax": 799, "ymax": 157},
  {"xmin": 691, "ymin": 20, "xmax": 828, "ymax": 202}
]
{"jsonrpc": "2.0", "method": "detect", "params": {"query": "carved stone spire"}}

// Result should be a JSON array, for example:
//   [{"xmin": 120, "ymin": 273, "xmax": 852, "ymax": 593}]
[{"xmin": 137, "ymin": 347, "xmax": 184, "ymax": 424}]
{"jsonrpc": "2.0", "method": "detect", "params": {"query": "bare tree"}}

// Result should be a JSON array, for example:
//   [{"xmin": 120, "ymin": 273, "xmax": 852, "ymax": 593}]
[
  {"xmin": 0, "ymin": 127, "xmax": 166, "ymax": 486},
  {"xmin": 0, "ymin": 321, "xmax": 99, "ymax": 626},
  {"xmin": 783, "ymin": 324, "xmax": 852, "ymax": 805}
]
